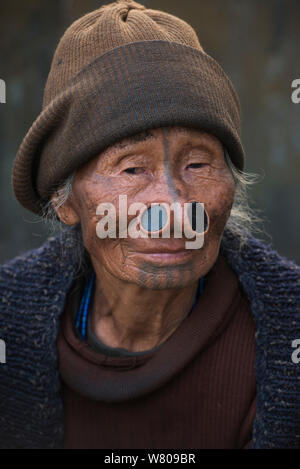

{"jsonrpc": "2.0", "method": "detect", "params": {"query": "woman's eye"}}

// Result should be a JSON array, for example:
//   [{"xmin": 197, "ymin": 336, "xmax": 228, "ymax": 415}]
[
  {"xmin": 124, "ymin": 167, "xmax": 144, "ymax": 175},
  {"xmin": 187, "ymin": 163, "xmax": 206, "ymax": 169}
]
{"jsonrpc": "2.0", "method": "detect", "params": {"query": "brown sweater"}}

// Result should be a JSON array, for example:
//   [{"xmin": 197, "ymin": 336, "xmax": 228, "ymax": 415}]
[{"xmin": 58, "ymin": 253, "xmax": 256, "ymax": 449}]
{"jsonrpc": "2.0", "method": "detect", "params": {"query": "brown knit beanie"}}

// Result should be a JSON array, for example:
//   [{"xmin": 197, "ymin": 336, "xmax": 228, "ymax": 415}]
[{"xmin": 12, "ymin": 0, "xmax": 244, "ymax": 215}]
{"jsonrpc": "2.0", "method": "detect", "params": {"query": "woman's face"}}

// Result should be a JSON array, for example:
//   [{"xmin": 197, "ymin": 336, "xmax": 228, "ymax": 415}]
[{"xmin": 56, "ymin": 126, "xmax": 235, "ymax": 289}]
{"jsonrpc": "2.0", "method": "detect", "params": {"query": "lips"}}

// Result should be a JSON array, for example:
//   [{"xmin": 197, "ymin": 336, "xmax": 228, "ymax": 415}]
[
  {"xmin": 132, "ymin": 239, "xmax": 191, "ymax": 254},
  {"xmin": 134, "ymin": 245, "xmax": 194, "ymax": 265}
]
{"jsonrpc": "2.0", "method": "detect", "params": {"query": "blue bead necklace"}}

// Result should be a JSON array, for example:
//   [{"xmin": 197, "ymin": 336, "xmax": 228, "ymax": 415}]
[
  {"xmin": 75, "ymin": 271, "xmax": 96, "ymax": 341},
  {"xmin": 76, "ymin": 271, "xmax": 205, "ymax": 341}
]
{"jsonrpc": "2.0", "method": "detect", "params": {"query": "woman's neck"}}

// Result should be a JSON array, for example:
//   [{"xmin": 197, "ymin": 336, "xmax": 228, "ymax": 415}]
[{"xmin": 89, "ymin": 265, "xmax": 199, "ymax": 353}]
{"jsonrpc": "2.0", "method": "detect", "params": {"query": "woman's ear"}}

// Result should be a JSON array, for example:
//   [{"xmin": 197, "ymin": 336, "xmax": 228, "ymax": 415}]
[{"xmin": 50, "ymin": 193, "xmax": 80, "ymax": 225}]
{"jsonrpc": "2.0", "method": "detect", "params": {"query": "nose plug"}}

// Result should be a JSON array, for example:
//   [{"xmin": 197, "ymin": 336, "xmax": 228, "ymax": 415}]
[{"xmin": 139, "ymin": 202, "xmax": 209, "ymax": 236}]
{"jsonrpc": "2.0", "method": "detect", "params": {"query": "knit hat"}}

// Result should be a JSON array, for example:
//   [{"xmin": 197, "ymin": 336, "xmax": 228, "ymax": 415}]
[{"xmin": 12, "ymin": 0, "xmax": 245, "ymax": 215}]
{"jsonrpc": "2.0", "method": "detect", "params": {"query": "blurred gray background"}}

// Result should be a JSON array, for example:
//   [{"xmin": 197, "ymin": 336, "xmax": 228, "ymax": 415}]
[{"xmin": 0, "ymin": 0, "xmax": 299, "ymax": 264}]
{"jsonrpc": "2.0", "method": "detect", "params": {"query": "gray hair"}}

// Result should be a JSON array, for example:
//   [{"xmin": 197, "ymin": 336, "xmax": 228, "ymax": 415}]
[
  {"xmin": 41, "ymin": 150, "xmax": 263, "ymax": 267},
  {"xmin": 41, "ymin": 173, "xmax": 86, "ymax": 271},
  {"xmin": 42, "ymin": 173, "xmax": 75, "ymax": 225},
  {"xmin": 223, "ymin": 150, "xmax": 264, "ymax": 248}
]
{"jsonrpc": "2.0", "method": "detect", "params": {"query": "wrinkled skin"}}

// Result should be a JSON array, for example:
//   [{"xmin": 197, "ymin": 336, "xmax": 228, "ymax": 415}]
[{"xmin": 53, "ymin": 126, "xmax": 235, "ymax": 351}]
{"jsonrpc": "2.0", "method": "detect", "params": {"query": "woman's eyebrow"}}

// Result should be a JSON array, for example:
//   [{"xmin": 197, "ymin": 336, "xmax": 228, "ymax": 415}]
[
  {"xmin": 179, "ymin": 140, "xmax": 217, "ymax": 155},
  {"xmin": 113, "ymin": 130, "xmax": 156, "ymax": 150}
]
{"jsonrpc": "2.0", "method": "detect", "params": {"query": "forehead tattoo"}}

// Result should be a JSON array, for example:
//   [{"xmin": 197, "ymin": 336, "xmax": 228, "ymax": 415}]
[{"xmin": 162, "ymin": 128, "xmax": 181, "ymax": 200}]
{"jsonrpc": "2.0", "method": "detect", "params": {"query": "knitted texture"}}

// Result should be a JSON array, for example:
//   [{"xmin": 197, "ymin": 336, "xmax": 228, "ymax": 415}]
[
  {"xmin": 43, "ymin": 0, "xmax": 203, "ymax": 107},
  {"xmin": 12, "ymin": 0, "xmax": 244, "ymax": 215},
  {"xmin": 0, "ymin": 229, "xmax": 299, "ymax": 448}
]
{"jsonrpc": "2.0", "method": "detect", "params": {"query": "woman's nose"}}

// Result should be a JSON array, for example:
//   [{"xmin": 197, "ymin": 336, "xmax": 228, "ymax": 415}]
[{"xmin": 148, "ymin": 167, "xmax": 187, "ymax": 205}]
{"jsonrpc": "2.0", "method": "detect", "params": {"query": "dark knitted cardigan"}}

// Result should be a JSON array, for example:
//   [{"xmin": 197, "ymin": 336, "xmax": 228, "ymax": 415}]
[{"xmin": 0, "ymin": 229, "xmax": 299, "ymax": 449}]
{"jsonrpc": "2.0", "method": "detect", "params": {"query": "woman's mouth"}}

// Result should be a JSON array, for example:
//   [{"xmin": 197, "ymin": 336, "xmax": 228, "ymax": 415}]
[{"xmin": 135, "ymin": 248, "xmax": 194, "ymax": 265}]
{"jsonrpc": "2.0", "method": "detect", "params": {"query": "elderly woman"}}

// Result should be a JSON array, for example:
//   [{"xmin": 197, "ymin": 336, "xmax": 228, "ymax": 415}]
[{"xmin": 1, "ymin": 0, "xmax": 299, "ymax": 449}]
